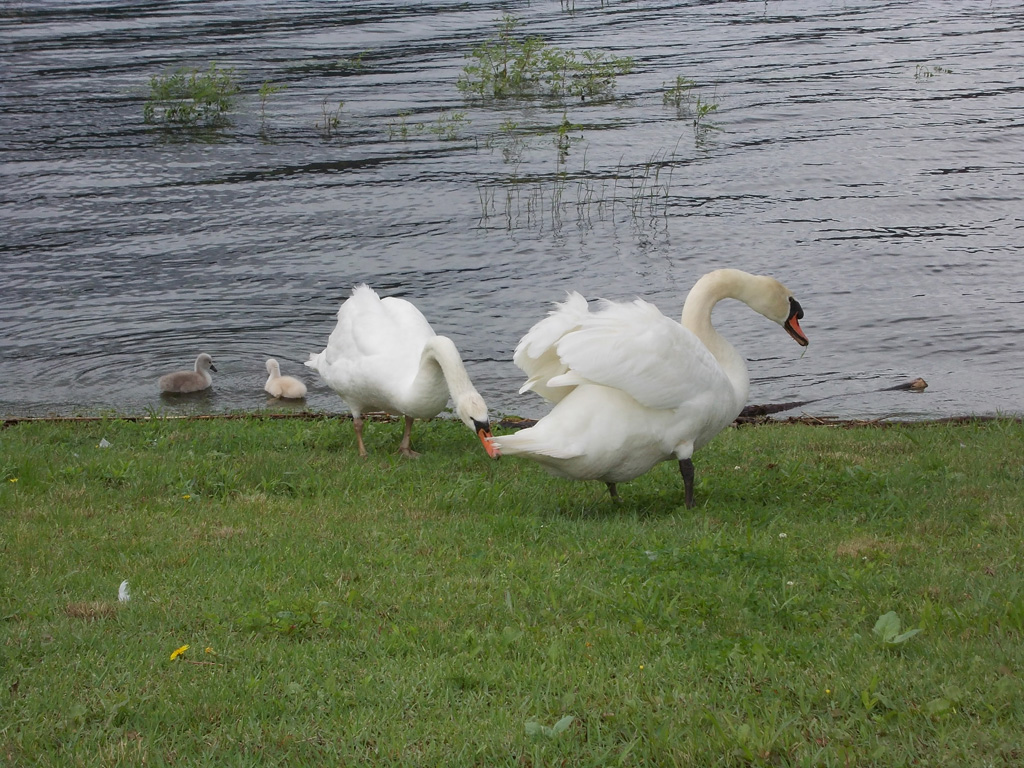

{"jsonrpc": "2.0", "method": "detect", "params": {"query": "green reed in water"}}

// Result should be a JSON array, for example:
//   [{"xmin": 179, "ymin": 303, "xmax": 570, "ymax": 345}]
[
  {"xmin": 143, "ymin": 63, "xmax": 239, "ymax": 127},
  {"xmin": 457, "ymin": 14, "xmax": 633, "ymax": 102},
  {"xmin": 257, "ymin": 79, "xmax": 286, "ymax": 125},
  {"xmin": 315, "ymin": 99, "xmax": 344, "ymax": 139}
]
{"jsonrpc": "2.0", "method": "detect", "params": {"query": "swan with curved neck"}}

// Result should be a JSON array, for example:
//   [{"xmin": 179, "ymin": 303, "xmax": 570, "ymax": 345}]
[
  {"xmin": 305, "ymin": 285, "xmax": 499, "ymax": 459},
  {"xmin": 493, "ymin": 269, "xmax": 808, "ymax": 505}
]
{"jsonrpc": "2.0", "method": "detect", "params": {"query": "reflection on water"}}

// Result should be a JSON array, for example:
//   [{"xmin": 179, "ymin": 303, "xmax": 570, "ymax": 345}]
[{"xmin": 1, "ymin": 0, "xmax": 1022, "ymax": 421}]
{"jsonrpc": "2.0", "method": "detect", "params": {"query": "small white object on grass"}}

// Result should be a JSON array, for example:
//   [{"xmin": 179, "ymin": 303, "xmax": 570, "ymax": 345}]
[
  {"xmin": 118, "ymin": 580, "xmax": 130, "ymax": 603},
  {"xmin": 99, "ymin": 438, "xmax": 111, "ymax": 448}
]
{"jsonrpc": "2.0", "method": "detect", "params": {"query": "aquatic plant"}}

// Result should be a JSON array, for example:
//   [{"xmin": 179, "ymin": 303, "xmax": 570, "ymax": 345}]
[
  {"xmin": 334, "ymin": 52, "xmax": 367, "ymax": 71},
  {"xmin": 623, "ymin": 149, "xmax": 675, "ymax": 220},
  {"xmin": 457, "ymin": 15, "xmax": 545, "ymax": 99},
  {"xmin": 914, "ymin": 63, "xmax": 952, "ymax": 80},
  {"xmin": 257, "ymin": 80, "xmax": 286, "ymax": 124},
  {"xmin": 693, "ymin": 92, "xmax": 719, "ymax": 127},
  {"xmin": 143, "ymin": 64, "xmax": 239, "ymax": 127},
  {"xmin": 552, "ymin": 113, "xmax": 583, "ymax": 162},
  {"xmin": 457, "ymin": 14, "xmax": 633, "ymax": 102},
  {"xmin": 494, "ymin": 118, "xmax": 528, "ymax": 164},
  {"xmin": 316, "ymin": 99, "xmax": 344, "ymax": 138},
  {"xmin": 386, "ymin": 111, "xmax": 412, "ymax": 140},
  {"xmin": 542, "ymin": 47, "xmax": 635, "ymax": 101},
  {"xmin": 663, "ymin": 73, "xmax": 719, "ymax": 126},
  {"xmin": 423, "ymin": 110, "xmax": 471, "ymax": 141},
  {"xmin": 663, "ymin": 74, "xmax": 696, "ymax": 110},
  {"xmin": 385, "ymin": 110, "xmax": 470, "ymax": 142}
]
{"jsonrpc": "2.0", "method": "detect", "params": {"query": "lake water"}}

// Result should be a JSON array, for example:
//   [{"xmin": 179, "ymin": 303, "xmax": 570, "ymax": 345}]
[{"xmin": 2, "ymin": 0, "xmax": 1022, "ymax": 423}]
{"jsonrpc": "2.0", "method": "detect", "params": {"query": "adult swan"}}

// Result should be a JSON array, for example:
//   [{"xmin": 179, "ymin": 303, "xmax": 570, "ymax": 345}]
[
  {"xmin": 493, "ymin": 269, "xmax": 809, "ymax": 506},
  {"xmin": 306, "ymin": 285, "xmax": 500, "ymax": 459}
]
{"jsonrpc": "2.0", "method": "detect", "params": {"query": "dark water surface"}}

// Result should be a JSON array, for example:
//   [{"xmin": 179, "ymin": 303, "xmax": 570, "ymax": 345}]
[{"xmin": 2, "ymin": 0, "xmax": 1022, "ymax": 422}]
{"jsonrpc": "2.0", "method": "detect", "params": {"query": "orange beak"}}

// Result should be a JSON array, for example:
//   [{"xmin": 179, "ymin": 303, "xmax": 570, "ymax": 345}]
[
  {"xmin": 784, "ymin": 297, "xmax": 809, "ymax": 347},
  {"xmin": 785, "ymin": 313, "xmax": 808, "ymax": 346},
  {"xmin": 478, "ymin": 426, "xmax": 501, "ymax": 459}
]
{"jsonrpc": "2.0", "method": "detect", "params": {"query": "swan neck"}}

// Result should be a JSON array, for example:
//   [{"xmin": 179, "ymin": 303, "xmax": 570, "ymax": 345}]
[
  {"xmin": 420, "ymin": 336, "xmax": 478, "ymax": 400},
  {"xmin": 680, "ymin": 271, "xmax": 750, "ymax": 398},
  {"xmin": 681, "ymin": 273, "xmax": 731, "ymax": 350}
]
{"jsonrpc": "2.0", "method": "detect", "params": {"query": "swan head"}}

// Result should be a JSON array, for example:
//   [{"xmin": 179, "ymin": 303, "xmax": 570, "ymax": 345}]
[
  {"xmin": 197, "ymin": 353, "xmax": 217, "ymax": 372},
  {"xmin": 454, "ymin": 392, "xmax": 501, "ymax": 459},
  {"xmin": 687, "ymin": 270, "xmax": 808, "ymax": 347},
  {"xmin": 265, "ymin": 358, "xmax": 280, "ymax": 375},
  {"xmin": 739, "ymin": 275, "xmax": 809, "ymax": 347}
]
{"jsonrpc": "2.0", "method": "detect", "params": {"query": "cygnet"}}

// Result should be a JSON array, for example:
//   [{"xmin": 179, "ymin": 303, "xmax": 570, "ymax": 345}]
[
  {"xmin": 159, "ymin": 353, "xmax": 216, "ymax": 394},
  {"xmin": 264, "ymin": 358, "xmax": 307, "ymax": 399}
]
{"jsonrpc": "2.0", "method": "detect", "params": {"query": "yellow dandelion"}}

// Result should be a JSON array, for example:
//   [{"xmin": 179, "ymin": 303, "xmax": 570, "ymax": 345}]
[
  {"xmin": 8, "ymin": 478, "xmax": 17, "ymax": 483},
  {"xmin": 204, "ymin": 646, "xmax": 215, "ymax": 655},
  {"xmin": 182, "ymin": 494, "xmax": 191, "ymax": 500},
  {"xmin": 170, "ymin": 644, "xmax": 190, "ymax": 661}
]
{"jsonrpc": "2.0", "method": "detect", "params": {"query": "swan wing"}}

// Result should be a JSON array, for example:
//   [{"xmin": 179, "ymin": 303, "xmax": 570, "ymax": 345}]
[
  {"xmin": 513, "ymin": 292, "xmax": 591, "ymax": 403},
  {"xmin": 308, "ymin": 285, "xmax": 438, "ymax": 411},
  {"xmin": 323, "ymin": 286, "xmax": 432, "ymax": 365},
  {"xmin": 551, "ymin": 298, "xmax": 731, "ymax": 411}
]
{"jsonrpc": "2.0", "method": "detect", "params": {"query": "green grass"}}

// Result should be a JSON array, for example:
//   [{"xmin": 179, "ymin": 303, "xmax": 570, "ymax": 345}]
[{"xmin": 2, "ymin": 416, "xmax": 1023, "ymax": 766}]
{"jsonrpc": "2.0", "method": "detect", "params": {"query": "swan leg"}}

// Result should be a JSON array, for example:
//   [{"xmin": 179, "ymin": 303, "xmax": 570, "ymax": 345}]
[
  {"xmin": 606, "ymin": 482, "xmax": 620, "ymax": 501},
  {"xmin": 398, "ymin": 415, "xmax": 421, "ymax": 458},
  {"xmin": 678, "ymin": 458, "xmax": 695, "ymax": 508},
  {"xmin": 353, "ymin": 416, "xmax": 369, "ymax": 458}
]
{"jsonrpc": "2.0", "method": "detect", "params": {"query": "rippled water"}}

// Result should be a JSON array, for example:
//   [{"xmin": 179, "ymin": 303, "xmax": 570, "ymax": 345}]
[{"xmin": 2, "ymin": 0, "xmax": 1022, "ymax": 422}]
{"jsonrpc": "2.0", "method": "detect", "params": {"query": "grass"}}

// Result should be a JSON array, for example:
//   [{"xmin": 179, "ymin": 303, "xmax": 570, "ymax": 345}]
[{"xmin": 1, "ymin": 415, "xmax": 1023, "ymax": 766}]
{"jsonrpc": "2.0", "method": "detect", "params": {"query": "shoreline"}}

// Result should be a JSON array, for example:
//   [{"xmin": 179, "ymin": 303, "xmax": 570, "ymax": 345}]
[{"xmin": 2, "ymin": 409, "xmax": 1019, "ymax": 430}]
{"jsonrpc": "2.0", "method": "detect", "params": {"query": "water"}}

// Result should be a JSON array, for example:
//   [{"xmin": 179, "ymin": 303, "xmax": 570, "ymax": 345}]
[{"xmin": 2, "ymin": 0, "xmax": 1022, "ymax": 422}]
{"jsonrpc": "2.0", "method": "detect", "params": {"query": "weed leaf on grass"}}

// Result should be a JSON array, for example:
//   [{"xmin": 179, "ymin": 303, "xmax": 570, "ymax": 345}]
[
  {"xmin": 873, "ymin": 611, "xmax": 922, "ymax": 646},
  {"xmin": 525, "ymin": 715, "xmax": 575, "ymax": 738}
]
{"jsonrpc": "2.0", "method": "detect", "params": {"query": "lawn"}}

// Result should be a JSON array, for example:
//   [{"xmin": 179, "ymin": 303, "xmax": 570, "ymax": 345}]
[{"xmin": 1, "ymin": 414, "xmax": 1022, "ymax": 766}]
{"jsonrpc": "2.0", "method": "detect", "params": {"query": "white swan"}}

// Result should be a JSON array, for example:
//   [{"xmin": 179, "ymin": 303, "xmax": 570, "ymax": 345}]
[
  {"xmin": 264, "ymin": 358, "xmax": 307, "ymax": 400},
  {"xmin": 493, "ymin": 269, "xmax": 809, "ymax": 506},
  {"xmin": 305, "ymin": 285, "xmax": 500, "ymax": 459},
  {"xmin": 158, "ymin": 353, "xmax": 216, "ymax": 394}
]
